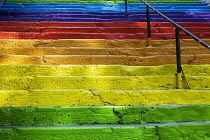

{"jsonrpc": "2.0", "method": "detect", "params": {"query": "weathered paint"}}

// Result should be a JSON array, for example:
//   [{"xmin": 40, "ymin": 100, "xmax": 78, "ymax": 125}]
[
  {"xmin": 6, "ymin": 0, "xmax": 201, "ymax": 3},
  {"xmin": 0, "ymin": 105, "xmax": 210, "ymax": 126},
  {"xmin": 0, "ymin": 39, "xmax": 210, "ymax": 65},
  {"xmin": 1, "ymin": 124, "xmax": 210, "ymax": 140},
  {"xmin": 1, "ymin": 89, "xmax": 210, "ymax": 107},
  {"xmin": 0, "ymin": 64, "xmax": 210, "ymax": 77},
  {"xmin": 0, "ymin": 22, "xmax": 210, "ymax": 39}
]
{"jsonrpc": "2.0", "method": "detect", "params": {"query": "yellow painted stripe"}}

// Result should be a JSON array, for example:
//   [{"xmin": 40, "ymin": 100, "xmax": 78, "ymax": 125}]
[
  {"xmin": 0, "ymin": 64, "xmax": 210, "ymax": 77},
  {"xmin": 0, "ymin": 76, "xmax": 176, "ymax": 90},
  {"xmin": 0, "ymin": 64, "xmax": 177, "ymax": 76},
  {"xmin": 1, "ymin": 39, "xmax": 210, "ymax": 48},
  {"xmin": 1, "ymin": 89, "xmax": 210, "ymax": 107}
]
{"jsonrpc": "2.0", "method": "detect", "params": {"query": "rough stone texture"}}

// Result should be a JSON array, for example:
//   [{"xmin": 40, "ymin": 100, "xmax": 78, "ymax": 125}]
[
  {"xmin": 0, "ymin": 64, "xmax": 178, "ymax": 77},
  {"xmin": 0, "ymin": 54, "xmax": 210, "ymax": 65},
  {"xmin": 1, "ymin": 46, "xmax": 210, "ymax": 56},
  {"xmin": 0, "ymin": 105, "xmax": 210, "ymax": 126},
  {"xmin": 158, "ymin": 124, "xmax": 210, "ymax": 139},
  {"xmin": 0, "ymin": 126, "xmax": 158, "ymax": 140},
  {"xmin": 1, "ymin": 124, "xmax": 210, "ymax": 140},
  {"xmin": 1, "ymin": 39, "xmax": 209, "ymax": 48},
  {"xmin": 0, "ymin": 75, "xmax": 176, "ymax": 90},
  {"xmin": 0, "ymin": 22, "xmax": 210, "ymax": 39},
  {"xmin": 0, "ymin": 31, "xmax": 209, "ymax": 40},
  {"xmin": 0, "ymin": 39, "xmax": 209, "ymax": 65},
  {"xmin": 0, "ymin": 89, "xmax": 210, "ymax": 107},
  {"xmin": 6, "ymin": 0, "xmax": 201, "ymax": 3}
]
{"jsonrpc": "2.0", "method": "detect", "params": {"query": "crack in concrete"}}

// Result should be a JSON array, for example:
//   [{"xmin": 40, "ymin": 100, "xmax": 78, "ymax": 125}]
[
  {"xmin": 187, "ymin": 54, "xmax": 197, "ymax": 64},
  {"xmin": 89, "ymin": 90, "xmax": 112, "ymax": 106}
]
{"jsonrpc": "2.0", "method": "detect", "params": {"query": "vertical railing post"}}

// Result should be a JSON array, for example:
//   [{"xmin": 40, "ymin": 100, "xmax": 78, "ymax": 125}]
[
  {"xmin": 146, "ymin": 5, "xmax": 152, "ymax": 46},
  {"xmin": 124, "ymin": 0, "xmax": 128, "ymax": 17},
  {"xmin": 175, "ymin": 27, "xmax": 182, "ymax": 89}
]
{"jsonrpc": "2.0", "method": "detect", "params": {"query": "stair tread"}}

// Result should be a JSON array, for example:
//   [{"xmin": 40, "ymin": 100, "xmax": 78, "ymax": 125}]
[
  {"xmin": 1, "ymin": 89, "xmax": 210, "ymax": 107},
  {"xmin": 0, "ymin": 123, "xmax": 210, "ymax": 140}
]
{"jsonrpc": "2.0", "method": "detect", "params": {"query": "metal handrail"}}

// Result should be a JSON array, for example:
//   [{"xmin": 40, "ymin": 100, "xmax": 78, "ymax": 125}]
[
  {"xmin": 141, "ymin": 0, "xmax": 210, "ymax": 88},
  {"xmin": 124, "ymin": 0, "xmax": 210, "ymax": 88},
  {"xmin": 141, "ymin": 0, "xmax": 210, "ymax": 49}
]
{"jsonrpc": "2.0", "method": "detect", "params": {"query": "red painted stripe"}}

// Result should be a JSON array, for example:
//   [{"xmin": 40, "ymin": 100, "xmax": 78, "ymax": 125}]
[{"xmin": 0, "ymin": 21, "xmax": 209, "ymax": 40}]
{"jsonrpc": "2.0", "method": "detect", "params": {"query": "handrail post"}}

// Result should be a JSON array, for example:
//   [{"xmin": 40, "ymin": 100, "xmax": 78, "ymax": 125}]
[
  {"xmin": 124, "ymin": 0, "xmax": 128, "ymax": 17},
  {"xmin": 146, "ymin": 5, "xmax": 152, "ymax": 46},
  {"xmin": 175, "ymin": 27, "xmax": 182, "ymax": 89}
]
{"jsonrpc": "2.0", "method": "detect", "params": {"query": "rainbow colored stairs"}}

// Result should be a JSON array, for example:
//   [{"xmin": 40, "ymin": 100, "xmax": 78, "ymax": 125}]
[{"xmin": 1, "ymin": 0, "xmax": 210, "ymax": 139}]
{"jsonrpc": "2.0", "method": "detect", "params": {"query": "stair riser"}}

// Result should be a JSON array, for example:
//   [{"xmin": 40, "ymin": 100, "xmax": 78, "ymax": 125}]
[
  {"xmin": 0, "ymin": 54, "xmax": 209, "ymax": 66},
  {"xmin": 1, "ymin": 39, "xmax": 209, "ymax": 48},
  {"xmin": 0, "ymin": 76, "xmax": 176, "ymax": 90},
  {"xmin": 0, "ymin": 32, "xmax": 209, "ymax": 39},
  {"xmin": 4, "ymin": 2, "xmax": 207, "ymax": 5},
  {"xmin": 1, "ymin": 47, "xmax": 209, "ymax": 56},
  {"xmin": 1, "ymin": 17, "xmax": 210, "ymax": 22},
  {"xmin": 1, "ymin": 26, "xmax": 210, "ymax": 33},
  {"xmin": 1, "ymin": 90, "xmax": 210, "ymax": 107},
  {"xmin": 0, "ymin": 64, "xmax": 210, "ymax": 77},
  {"xmin": 6, "ymin": 0, "xmax": 202, "ymax": 3},
  {"xmin": 0, "ymin": 76, "xmax": 210, "ymax": 90},
  {"xmin": 1, "ymin": 105, "xmax": 210, "ymax": 126},
  {"xmin": 1, "ymin": 21, "xmax": 210, "ymax": 27},
  {"xmin": 1, "ymin": 8, "xmax": 210, "ymax": 12},
  {"xmin": 0, "ymin": 124, "xmax": 210, "ymax": 140}
]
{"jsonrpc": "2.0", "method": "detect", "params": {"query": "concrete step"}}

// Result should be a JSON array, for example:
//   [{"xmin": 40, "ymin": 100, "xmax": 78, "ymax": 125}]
[
  {"xmin": 0, "ymin": 75, "xmax": 177, "ymax": 90},
  {"xmin": 6, "ymin": 0, "xmax": 202, "ymax": 3},
  {"xmin": 1, "ymin": 7, "xmax": 209, "ymax": 12},
  {"xmin": 1, "ymin": 4, "xmax": 208, "ymax": 9},
  {"xmin": 1, "ymin": 39, "xmax": 209, "ymax": 48},
  {"xmin": 1, "ymin": 46, "xmax": 210, "ymax": 56},
  {"xmin": 0, "ymin": 75, "xmax": 210, "ymax": 90},
  {"xmin": 0, "ymin": 123, "xmax": 210, "ymax": 139},
  {"xmin": 0, "ymin": 89, "xmax": 210, "ymax": 107},
  {"xmin": 0, "ymin": 14, "xmax": 199, "ymax": 18},
  {"xmin": 0, "ymin": 54, "xmax": 210, "ymax": 65},
  {"xmin": 1, "ymin": 26, "xmax": 210, "ymax": 33},
  {"xmin": 1, "ymin": 11, "xmax": 210, "ymax": 17},
  {"xmin": 1, "ymin": 21, "xmax": 210, "ymax": 28},
  {"xmin": 4, "ymin": 2, "xmax": 208, "ymax": 5},
  {"xmin": 0, "ymin": 39, "xmax": 209, "ymax": 65},
  {"xmin": 0, "ymin": 64, "xmax": 210, "ymax": 77},
  {"xmin": 0, "ymin": 105, "xmax": 210, "ymax": 125},
  {"xmin": 0, "ymin": 3, "xmax": 208, "ymax": 10},
  {"xmin": 1, "ymin": 17, "xmax": 210, "ymax": 22},
  {"xmin": 0, "ymin": 32, "xmax": 209, "ymax": 40},
  {"xmin": 0, "ymin": 21, "xmax": 210, "ymax": 39}
]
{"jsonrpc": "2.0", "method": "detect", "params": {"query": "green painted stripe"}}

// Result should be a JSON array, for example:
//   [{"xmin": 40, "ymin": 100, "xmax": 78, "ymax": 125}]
[
  {"xmin": 0, "ymin": 105, "xmax": 210, "ymax": 126},
  {"xmin": 0, "ymin": 124, "xmax": 210, "ymax": 140}
]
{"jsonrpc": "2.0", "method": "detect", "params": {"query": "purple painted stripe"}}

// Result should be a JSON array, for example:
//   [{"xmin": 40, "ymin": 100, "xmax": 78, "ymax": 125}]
[
  {"xmin": 0, "ymin": 11, "xmax": 210, "ymax": 22},
  {"xmin": 0, "ymin": 17, "xmax": 210, "ymax": 22}
]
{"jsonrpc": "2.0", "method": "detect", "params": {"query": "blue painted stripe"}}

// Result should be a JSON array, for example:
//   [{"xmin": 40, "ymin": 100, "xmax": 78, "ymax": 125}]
[
  {"xmin": 1, "ymin": 8, "xmax": 209, "ymax": 12},
  {"xmin": 3, "ymin": 2, "xmax": 209, "ymax": 6}
]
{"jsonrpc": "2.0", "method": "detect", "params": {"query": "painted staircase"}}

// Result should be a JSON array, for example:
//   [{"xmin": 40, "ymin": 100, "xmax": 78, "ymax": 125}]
[{"xmin": 1, "ymin": 0, "xmax": 210, "ymax": 139}]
